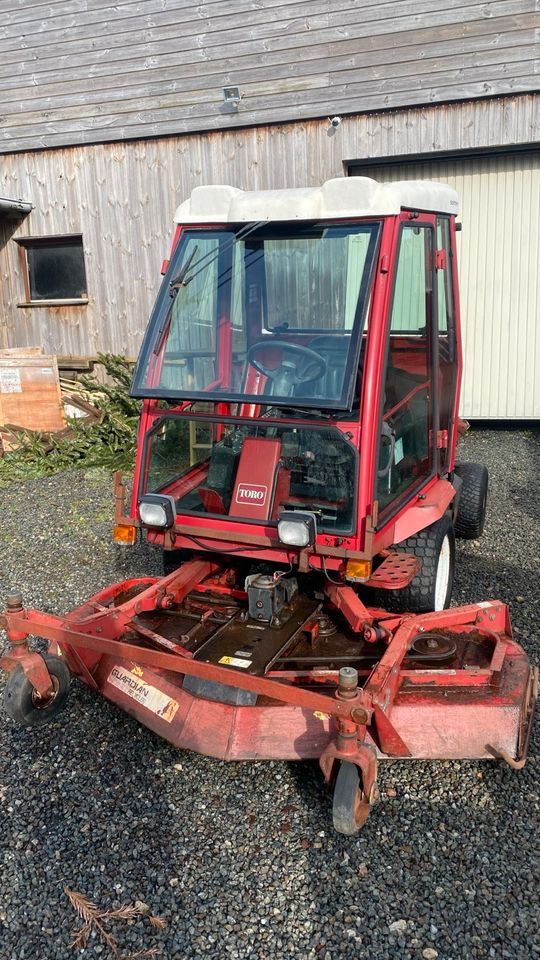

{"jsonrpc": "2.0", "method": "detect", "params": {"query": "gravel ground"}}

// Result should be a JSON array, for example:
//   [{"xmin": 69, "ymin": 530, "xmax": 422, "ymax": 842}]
[{"xmin": 0, "ymin": 429, "xmax": 538, "ymax": 960}]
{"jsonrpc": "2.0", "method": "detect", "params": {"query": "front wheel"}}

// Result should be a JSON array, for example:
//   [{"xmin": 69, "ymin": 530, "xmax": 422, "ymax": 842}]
[
  {"xmin": 332, "ymin": 761, "xmax": 371, "ymax": 835},
  {"xmin": 3, "ymin": 654, "xmax": 71, "ymax": 727},
  {"xmin": 375, "ymin": 514, "xmax": 456, "ymax": 614}
]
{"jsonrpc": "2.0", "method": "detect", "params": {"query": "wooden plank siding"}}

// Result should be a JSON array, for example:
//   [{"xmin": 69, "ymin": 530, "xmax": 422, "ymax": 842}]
[
  {"xmin": 0, "ymin": 0, "xmax": 538, "ymax": 153},
  {"xmin": 0, "ymin": 94, "xmax": 538, "ymax": 363}
]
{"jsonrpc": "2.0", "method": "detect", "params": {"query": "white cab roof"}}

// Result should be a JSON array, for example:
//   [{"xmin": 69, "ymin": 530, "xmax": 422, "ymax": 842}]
[{"xmin": 174, "ymin": 177, "xmax": 458, "ymax": 224}]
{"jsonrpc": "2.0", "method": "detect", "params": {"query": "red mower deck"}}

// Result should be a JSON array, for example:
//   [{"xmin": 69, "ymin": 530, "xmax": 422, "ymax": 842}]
[{"xmin": 1, "ymin": 561, "xmax": 536, "ymax": 832}]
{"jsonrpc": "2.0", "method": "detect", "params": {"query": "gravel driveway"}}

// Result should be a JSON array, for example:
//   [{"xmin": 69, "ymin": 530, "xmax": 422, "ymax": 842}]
[{"xmin": 0, "ymin": 428, "xmax": 538, "ymax": 960}]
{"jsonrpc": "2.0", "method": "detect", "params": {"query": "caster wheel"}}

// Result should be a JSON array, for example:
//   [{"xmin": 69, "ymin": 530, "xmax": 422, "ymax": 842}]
[
  {"xmin": 3, "ymin": 654, "xmax": 71, "ymax": 727},
  {"xmin": 332, "ymin": 760, "xmax": 372, "ymax": 835}
]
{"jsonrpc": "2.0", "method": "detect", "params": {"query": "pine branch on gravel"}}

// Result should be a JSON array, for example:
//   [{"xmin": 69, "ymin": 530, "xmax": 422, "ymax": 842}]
[
  {"xmin": 64, "ymin": 887, "xmax": 99, "ymax": 924},
  {"xmin": 64, "ymin": 886, "xmax": 167, "ymax": 960}
]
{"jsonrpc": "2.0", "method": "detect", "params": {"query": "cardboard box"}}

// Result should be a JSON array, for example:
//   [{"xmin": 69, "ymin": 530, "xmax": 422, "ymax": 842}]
[{"xmin": 0, "ymin": 354, "xmax": 65, "ymax": 436}]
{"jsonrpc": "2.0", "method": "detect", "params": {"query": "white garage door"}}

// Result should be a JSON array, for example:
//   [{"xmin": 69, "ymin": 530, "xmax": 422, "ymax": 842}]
[{"xmin": 350, "ymin": 152, "xmax": 540, "ymax": 419}]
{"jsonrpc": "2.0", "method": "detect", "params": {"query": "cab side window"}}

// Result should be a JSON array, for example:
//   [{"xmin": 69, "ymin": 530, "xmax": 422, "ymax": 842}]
[{"xmin": 377, "ymin": 224, "xmax": 434, "ymax": 516}]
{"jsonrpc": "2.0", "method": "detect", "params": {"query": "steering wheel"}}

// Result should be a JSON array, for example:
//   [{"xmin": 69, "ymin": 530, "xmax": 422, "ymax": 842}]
[{"xmin": 247, "ymin": 340, "xmax": 327, "ymax": 397}]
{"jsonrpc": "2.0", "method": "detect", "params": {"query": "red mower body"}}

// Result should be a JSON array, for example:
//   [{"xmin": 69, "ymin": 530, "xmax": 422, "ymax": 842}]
[
  {"xmin": 1, "ymin": 178, "xmax": 536, "ymax": 834},
  {"xmin": 128, "ymin": 190, "xmax": 463, "ymax": 571}
]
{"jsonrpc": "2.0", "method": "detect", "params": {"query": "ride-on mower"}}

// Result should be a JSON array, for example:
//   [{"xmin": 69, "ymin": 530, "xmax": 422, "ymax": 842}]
[{"xmin": 1, "ymin": 178, "xmax": 537, "ymax": 834}]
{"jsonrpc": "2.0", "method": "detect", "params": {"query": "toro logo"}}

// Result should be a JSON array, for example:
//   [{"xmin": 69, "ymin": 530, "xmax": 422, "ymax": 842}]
[{"xmin": 236, "ymin": 483, "xmax": 268, "ymax": 506}]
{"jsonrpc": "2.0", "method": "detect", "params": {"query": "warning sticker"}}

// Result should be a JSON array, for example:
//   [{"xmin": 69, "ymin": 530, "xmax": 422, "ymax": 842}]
[
  {"xmin": 394, "ymin": 436, "xmax": 404, "ymax": 465},
  {"xmin": 107, "ymin": 665, "xmax": 179, "ymax": 722},
  {"xmin": 0, "ymin": 368, "xmax": 22, "ymax": 393},
  {"xmin": 218, "ymin": 655, "xmax": 252, "ymax": 669}
]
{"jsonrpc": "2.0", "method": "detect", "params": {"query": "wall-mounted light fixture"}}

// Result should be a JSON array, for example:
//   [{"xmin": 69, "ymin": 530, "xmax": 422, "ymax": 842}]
[{"xmin": 222, "ymin": 86, "xmax": 242, "ymax": 108}]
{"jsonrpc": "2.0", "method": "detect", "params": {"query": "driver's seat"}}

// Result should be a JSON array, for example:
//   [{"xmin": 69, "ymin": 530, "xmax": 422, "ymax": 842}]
[{"xmin": 294, "ymin": 335, "xmax": 349, "ymax": 401}]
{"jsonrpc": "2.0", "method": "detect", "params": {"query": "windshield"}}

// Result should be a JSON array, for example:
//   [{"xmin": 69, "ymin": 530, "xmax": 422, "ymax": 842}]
[
  {"xmin": 132, "ymin": 221, "xmax": 381, "ymax": 411},
  {"xmin": 142, "ymin": 414, "xmax": 357, "ymax": 535}
]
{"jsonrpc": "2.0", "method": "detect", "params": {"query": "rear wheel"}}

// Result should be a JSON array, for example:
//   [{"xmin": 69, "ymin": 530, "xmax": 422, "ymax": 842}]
[
  {"xmin": 454, "ymin": 462, "xmax": 488, "ymax": 539},
  {"xmin": 375, "ymin": 514, "xmax": 456, "ymax": 614},
  {"xmin": 332, "ymin": 761, "xmax": 371, "ymax": 835},
  {"xmin": 3, "ymin": 654, "xmax": 70, "ymax": 727}
]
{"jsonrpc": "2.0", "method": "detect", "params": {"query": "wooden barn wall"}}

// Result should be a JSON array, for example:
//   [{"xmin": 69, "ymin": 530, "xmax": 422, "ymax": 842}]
[
  {"xmin": 0, "ymin": 94, "xmax": 538, "ymax": 360},
  {"xmin": 0, "ymin": 218, "xmax": 23, "ymax": 349},
  {"xmin": 0, "ymin": 0, "xmax": 538, "ymax": 154}
]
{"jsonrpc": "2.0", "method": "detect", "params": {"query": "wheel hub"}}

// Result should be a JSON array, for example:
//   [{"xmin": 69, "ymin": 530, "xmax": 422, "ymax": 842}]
[{"xmin": 31, "ymin": 676, "xmax": 59, "ymax": 709}]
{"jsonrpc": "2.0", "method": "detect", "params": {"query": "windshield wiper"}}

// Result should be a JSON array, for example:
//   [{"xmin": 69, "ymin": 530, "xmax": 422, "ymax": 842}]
[
  {"xmin": 182, "ymin": 220, "xmax": 264, "ymax": 285},
  {"xmin": 153, "ymin": 301, "xmax": 175, "ymax": 357},
  {"xmin": 169, "ymin": 244, "xmax": 199, "ymax": 290},
  {"xmin": 152, "ymin": 245, "xmax": 200, "ymax": 355},
  {"xmin": 152, "ymin": 223, "xmax": 264, "ymax": 356}
]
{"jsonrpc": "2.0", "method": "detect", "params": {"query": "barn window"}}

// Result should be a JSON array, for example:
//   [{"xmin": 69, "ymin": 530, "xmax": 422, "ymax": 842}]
[{"xmin": 17, "ymin": 235, "xmax": 88, "ymax": 304}]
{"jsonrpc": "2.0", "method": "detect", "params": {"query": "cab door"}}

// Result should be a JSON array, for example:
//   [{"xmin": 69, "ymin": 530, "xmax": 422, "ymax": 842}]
[
  {"xmin": 375, "ymin": 215, "xmax": 438, "ymax": 522},
  {"xmin": 435, "ymin": 216, "xmax": 460, "ymax": 472}
]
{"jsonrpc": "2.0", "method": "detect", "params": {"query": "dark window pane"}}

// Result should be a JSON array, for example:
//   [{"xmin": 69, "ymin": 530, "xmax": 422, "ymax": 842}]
[
  {"xmin": 25, "ymin": 239, "xmax": 87, "ymax": 300},
  {"xmin": 145, "ymin": 416, "xmax": 356, "ymax": 534}
]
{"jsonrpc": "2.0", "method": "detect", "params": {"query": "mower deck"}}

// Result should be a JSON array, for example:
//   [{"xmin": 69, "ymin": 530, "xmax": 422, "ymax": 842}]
[
  {"xmin": 1, "ymin": 559, "xmax": 536, "ymax": 832},
  {"xmin": 88, "ymin": 638, "xmax": 534, "ymax": 764}
]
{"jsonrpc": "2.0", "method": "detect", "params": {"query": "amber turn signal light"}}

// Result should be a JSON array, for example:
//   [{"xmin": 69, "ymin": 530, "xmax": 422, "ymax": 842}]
[
  {"xmin": 345, "ymin": 559, "xmax": 371, "ymax": 583},
  {"xmin": 113, "ymin": 523, "xmax": 137, "ymax": 545}
]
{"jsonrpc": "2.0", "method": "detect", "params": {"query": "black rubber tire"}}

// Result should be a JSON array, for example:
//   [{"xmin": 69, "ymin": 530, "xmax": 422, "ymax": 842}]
[
  {"xmin": 374, "ymin": 514, "xmax": 456, "ymax": 614},
  {"xmin": 3, "ymin": 654, "xmax": 71, "ymax": 727},
  {"xmin": 332, "ymin": 761, "xmax": 369, "ymax": 836},
  {"xmin": 454, "ymin": 461, "xmax": 488, "ymax": 540}
]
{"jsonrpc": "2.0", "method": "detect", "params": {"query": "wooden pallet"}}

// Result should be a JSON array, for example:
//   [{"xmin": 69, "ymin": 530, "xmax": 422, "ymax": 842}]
[{"xmin": 0, "ymin": 354, "xmax": 65, "ymax": 447}]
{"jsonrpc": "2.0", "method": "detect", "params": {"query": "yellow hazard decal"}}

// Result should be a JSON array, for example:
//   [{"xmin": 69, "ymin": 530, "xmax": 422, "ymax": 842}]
[{"xmin": 218, "ymin": 655, "xmax": 252, "ymax": 669}]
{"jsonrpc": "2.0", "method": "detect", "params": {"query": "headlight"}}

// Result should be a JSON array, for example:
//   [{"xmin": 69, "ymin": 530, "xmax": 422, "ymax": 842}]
[
  {"xmin": 277, "ymin": 511, "xmax": 317, "ymax": 548},
  {"xmin": 138, "ymin": 494, "xmax": 176, "ymax": 528}
]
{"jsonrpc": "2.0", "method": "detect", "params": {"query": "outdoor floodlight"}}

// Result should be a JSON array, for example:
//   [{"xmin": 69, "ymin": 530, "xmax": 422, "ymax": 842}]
[{"xmin": 222, "ymin": 86, "xmax": 242, "ymax": 107}]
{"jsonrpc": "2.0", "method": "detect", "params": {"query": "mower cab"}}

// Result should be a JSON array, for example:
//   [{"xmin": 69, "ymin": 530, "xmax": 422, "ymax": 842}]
[
  {"xmin": 129, "ymin": 177, "xmax": 464, "ymax": 603},
  {"xmin": 1, "ymin": 179, "xmax": 536, "ymax": 835}
]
